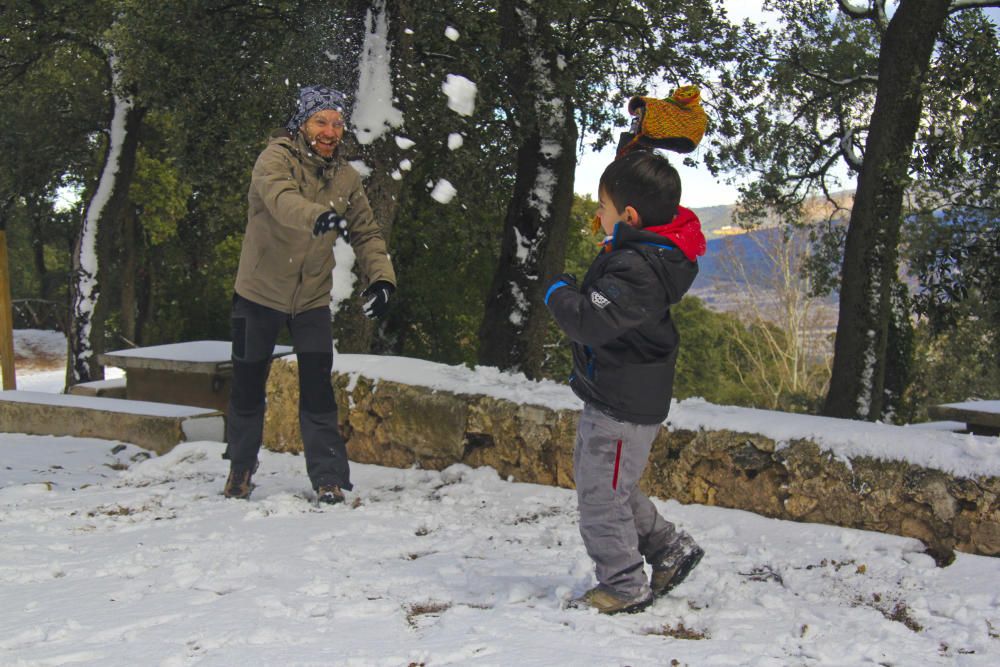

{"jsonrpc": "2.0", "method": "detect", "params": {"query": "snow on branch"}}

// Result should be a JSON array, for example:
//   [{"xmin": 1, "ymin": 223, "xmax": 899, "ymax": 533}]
[
  {"xmin": 837, "ymin": 0, "xmax": 888, "ymax": 29},
  {"xmin": 837, "ymin": 0, "xmax": 874, "ymax": 17},
  {"xmin": 949, "ymin": 0, "xmax": 1000, "ymax": 12},
  {"xmin": 840, "ymin": 126, "xmax": 865, "ymax": 170},
  {"xmin": 793, "ymin": 51, "xmax": 878, "ymax": 88}
]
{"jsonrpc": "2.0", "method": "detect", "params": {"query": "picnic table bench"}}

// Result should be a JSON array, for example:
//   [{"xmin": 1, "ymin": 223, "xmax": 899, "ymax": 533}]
[
  {"xmin": 98, "ymin": 341, "xmax": 293, "ymax": 414},
  {"xmin": 927, "ymin": 400, "xmax": 1000, "ymax": 437},
  {"xmin": 0, "ymin": 390, "xmax": 223, "ymax": 454}
]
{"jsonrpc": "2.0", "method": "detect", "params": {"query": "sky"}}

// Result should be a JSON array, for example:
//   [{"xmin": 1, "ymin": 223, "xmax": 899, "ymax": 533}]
[
  {"xmin": 573, "ymin": 118, "xmax": 739, "ymax": 209},
  {"xmin": 5, "ymin": 335, "xmax": 1000, "ymax": 665}
]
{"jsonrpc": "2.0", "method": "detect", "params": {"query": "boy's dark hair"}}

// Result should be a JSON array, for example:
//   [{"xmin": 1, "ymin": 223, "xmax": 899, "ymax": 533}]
[{"xmin": 599, "ymin": 150, "xmax": 681, "ymax": 228}]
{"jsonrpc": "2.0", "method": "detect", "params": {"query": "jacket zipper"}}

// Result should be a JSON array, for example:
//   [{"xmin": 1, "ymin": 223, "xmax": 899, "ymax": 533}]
[
  {"xmin": 291, "ymin": 157, "xmax": 338, "ymax": 316},
  {"xmin": 291, "ymin": 273, "xmax": 302, "ymax": 317}
]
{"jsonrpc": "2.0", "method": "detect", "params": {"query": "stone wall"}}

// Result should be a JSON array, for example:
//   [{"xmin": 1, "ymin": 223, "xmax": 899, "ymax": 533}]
[{"xmin": 263, "ymin": 362, "xmax": 1000, "ymax": 564}]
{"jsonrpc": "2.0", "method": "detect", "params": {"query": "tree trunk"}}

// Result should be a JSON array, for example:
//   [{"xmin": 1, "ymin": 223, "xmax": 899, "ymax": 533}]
[
  {"xmin": 823, "ymin": 0, "xmax": 951, "ymax": 419},
  {"xmin": 135, "ymin": 258, "xmax": 153, "ymax": 347},
  {"xmin": 0, "ymin": 218, "xmax": 15, "ymax": 390},
  {"xmin": 66, "ymin": 82, "xmax": 145, "ymax": 387},
  {"xmin": 477, "ymin": 0, "xmax": 578, "ymax": 378},
  {"xmin": 120, "ymin": 207, "xmax": 138, "ymax": 344},
  {"xmin": 26, "ymin": 198, "xmax": 54, "ymax": 301}
]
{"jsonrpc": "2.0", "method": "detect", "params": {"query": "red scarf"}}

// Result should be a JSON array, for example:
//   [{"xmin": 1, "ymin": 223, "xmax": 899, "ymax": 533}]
[{"xmin": 642, "ymin": 206, "xmax": 706, "ymax": 261}]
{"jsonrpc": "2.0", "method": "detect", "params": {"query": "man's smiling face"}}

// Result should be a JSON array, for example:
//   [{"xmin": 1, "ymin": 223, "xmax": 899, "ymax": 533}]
[{"xmin": 301, "ymin": 109, "xmax": 345, "ymax": 158}]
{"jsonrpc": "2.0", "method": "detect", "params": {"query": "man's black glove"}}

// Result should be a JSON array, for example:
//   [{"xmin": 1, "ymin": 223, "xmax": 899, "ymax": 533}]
[
  {"xmin": 313, "ymin": 211, "xmax": 349, "ymax": 241},
  {"xmin": 361, "ymin": 281, "xmax": 394, "ymax": 319}
]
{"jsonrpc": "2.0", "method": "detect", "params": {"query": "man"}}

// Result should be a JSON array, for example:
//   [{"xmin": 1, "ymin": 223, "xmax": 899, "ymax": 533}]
[{"xmin": 223, "ymin": 85, "xmax": 396, "ymax": 505}]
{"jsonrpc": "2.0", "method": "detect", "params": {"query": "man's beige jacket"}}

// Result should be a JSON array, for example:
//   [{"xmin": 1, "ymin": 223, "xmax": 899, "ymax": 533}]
[{"xmin": 235, "ymin": 131, "xmax": 396, "ymax": 315}]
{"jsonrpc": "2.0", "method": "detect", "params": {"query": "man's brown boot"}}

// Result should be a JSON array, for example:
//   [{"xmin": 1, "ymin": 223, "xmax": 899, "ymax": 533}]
[{"xmin": 223, "ymin": 461, "xmax": 259, "ymax": 499}]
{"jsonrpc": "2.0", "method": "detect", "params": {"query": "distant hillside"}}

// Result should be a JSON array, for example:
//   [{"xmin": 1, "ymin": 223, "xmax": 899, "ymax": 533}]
[
  {"xmin": 689, "ymin": 216, "xmax": 840, "ymax": 334},
  {"xmin": 688, "ymin": 226, "xmax": 840, "ymax": 337},
  {"xmin": 688, "ymin": 189, "xmax": 853, "ymax": 307},
  {"xmin": 698, "ymin": 228, "xmax": 784, "ymax": 287},
  {"xmin": 691, "ymin": 190, "xmax": 854, "ymax": 238},
  {"xmin": 687, "ymin": 204, "xmax": 733, "ymax": 237}
]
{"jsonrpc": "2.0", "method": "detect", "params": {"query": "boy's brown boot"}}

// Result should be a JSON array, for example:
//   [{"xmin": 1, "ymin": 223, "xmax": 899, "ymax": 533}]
[
  {"xmin": 650, "ymin": 533, "xmax": 704, "ymax": 597},
  {"xmin": 223, "ymin": 461, "xmax": 258, "ymax": 500},
  {"xmin": 568, "ymin": 585, "xmax": 653, "ymax": 615}
]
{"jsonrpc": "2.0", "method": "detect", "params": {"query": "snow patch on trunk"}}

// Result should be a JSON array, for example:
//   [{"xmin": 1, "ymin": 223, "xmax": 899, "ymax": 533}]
[
  {"xmin": 71, "ymin": 57, "xmax": 132, "ymax": 381},
  {"xmin": 508, "ymin": 282, "xmax": 529, "ymax": 327}
]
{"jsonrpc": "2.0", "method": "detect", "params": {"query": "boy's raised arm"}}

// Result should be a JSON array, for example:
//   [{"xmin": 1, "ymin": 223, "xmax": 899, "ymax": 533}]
[{"xmin": 545, "ymin": 262, "xmax": 659, "ymax": 346}]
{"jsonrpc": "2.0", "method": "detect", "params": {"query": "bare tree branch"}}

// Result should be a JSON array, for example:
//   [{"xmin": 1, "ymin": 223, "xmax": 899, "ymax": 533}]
[{"xmin": 818, "ymin": 179, "xmax": 853, "ymax": 221}]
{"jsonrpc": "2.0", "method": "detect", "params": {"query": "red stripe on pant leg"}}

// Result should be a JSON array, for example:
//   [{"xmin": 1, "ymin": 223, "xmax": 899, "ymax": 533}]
[{"xmin": 612, "ymin": 439, "xmax": 623, "ymax": 490}]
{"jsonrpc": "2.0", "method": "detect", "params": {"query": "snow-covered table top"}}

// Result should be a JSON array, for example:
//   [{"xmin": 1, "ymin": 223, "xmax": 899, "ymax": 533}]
[
  {"xmin": 936, "ymin": 400, "xmax": 1000, "ymax": 414},
  {"xmin": 928, "ymin": 400, "xmax": 1000, "ymax": 431},
  {"xmin": 100, "ymin": 341, "xmax": 293, "ymax": 374}
]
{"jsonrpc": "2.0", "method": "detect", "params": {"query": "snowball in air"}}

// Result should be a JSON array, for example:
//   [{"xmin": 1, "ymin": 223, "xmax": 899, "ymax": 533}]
[
  {"xmin": 448, "ymin": 133, "xmax": 464, "ymax": 150},
  {"xmin": 349, "ymin": 160, "xmax": 372, "ymax": 178},
  {"xmin": 442, "ymin": 74, "xmax": 477, "ymax": 117},
  {"xmin": 430, "ymin": 179, "xmax": 457, "ymax": 204},
  {"xmin": 445, "ymin": 26, "xmax": 460, "ymax": 41},
  {"xmin": 395, "ymin": 136, "xmax": 416, "ymax": 150}
]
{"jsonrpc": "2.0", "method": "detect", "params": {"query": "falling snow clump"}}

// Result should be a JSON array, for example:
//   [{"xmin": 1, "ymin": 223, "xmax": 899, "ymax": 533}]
[
  {"xmin": 430, "ymin": 179, "xmax": 458, "ymax": 204},
  {"xmin": 442, "ymin": 74, "xmax": 477, "ymax": 117}
]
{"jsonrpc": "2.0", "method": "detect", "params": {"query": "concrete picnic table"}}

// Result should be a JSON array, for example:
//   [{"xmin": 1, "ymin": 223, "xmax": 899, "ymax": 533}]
[
  {"xmin": 927, "ymin": 400, "xmax": 1000, "ymax": 437},
  {"xmin": 98, "ymin": 341, "xmax": 293, "ymax": 414}
]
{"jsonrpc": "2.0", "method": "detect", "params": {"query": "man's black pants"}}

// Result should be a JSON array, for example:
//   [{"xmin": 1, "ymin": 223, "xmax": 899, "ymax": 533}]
[{"xmin": 225, "ymin": 294, "xmax": 352, "ymax": 491}]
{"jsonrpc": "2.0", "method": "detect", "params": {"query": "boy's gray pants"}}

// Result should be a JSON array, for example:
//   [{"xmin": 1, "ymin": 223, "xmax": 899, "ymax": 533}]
[{"xmin": 574, "ymin": 403, "xmax": 681, "ymax": 596}]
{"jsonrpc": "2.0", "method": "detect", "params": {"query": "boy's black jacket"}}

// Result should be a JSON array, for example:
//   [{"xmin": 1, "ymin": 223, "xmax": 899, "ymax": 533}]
[{"xmin": 546, "ymin": 222, "xmax": 698, "ymax": 424}]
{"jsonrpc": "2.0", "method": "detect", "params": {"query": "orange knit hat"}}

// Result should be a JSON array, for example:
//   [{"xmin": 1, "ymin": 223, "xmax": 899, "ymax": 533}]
[{"xmin": 616, "ymin": 85, "xmax": 708, "ymax": 158}]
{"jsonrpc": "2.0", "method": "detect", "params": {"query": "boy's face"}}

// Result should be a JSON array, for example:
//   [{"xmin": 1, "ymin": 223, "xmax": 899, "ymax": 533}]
[{"xmin": 596, "ymin": 187, "xmax": 636, "ymax": 235}]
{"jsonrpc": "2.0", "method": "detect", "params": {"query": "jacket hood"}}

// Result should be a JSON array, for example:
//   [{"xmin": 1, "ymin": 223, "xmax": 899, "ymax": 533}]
[
  {"xmin": 634, "ymin": 206, "xmax": 706, "ymax": 261},
  {"xmin": 603, "ymin": 206, "xmax": 706, "ymax": 262},
  {"xmin": 604, "ymin": 211, "xmax": 700, "ymax": 303}
]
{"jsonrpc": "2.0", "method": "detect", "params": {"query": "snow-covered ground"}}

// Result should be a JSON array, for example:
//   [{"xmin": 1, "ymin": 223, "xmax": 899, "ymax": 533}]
[{"xmin": 2, "ymin": 338, "xmax": 1000, "ymax": 666}]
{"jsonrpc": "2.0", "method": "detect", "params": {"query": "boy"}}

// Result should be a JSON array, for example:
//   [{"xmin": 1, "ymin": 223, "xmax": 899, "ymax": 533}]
[{"xmin": 544, "ymin": 150, "xmax": 705, "ymax": 614}]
